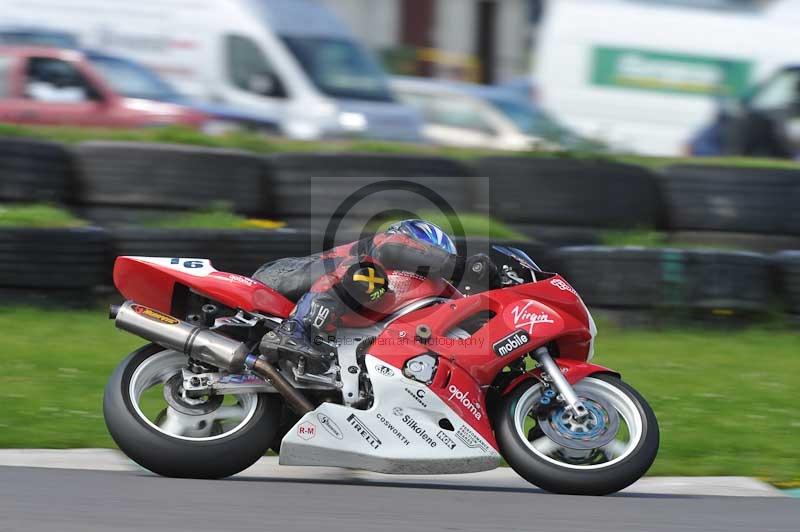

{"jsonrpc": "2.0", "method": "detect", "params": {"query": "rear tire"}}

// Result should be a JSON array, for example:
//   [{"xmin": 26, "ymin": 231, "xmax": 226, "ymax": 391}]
[
  {"xmin": 495, "ymin": 374, "xmax": 659, "ymax": 495},
  {"xmin": 103, "ymin": 344, "xmax": 281, "ymax": 479}
]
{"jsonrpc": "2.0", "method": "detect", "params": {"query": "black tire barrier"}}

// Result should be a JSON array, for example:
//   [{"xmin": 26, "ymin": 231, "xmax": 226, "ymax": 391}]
[
  {"xmin": 508, "ymin": 224, "xmax": 602, "ymax": 247},
  {"xmin": 74, "ymin": 142, "xmax": 269, "ymax": 215},
  {"xmin": 659, "ymin": 165, "xmax": 800, "ymax": 235},
  {"xmin": 0, "ymin": 227, "xmax": 109, "ymax": 289},
  {"xmin": 668, "ymin": 231, "xmax": 800, "ymax": 254},
  {"xmin": 553, "ymin": 246, "xmax": 772, "ymax": 314},
  {"xmin": 775, "ymin": 251, "xmax": 800, "ymax": 315},
  {"xmin": 262, "ymin": 153, "xmax": 476, "ymax": 224},
  {"xmin": 0, "ymin": 137, "xmax": 75, "ymax": 203},
  {"xmin": 472, "ymin": 157, "xmax": 664, "ymax": 228},
  {"xmin": 110, "ymin": 228, "xmax": 315, "ymax": 279},
  {"xmin": 684, "ymin": 249, "xmax": 772, "ymax": 313}
]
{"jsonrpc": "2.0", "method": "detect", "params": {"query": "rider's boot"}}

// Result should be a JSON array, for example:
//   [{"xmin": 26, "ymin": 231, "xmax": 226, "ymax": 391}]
[{"xmin": 258, "ymin": 292, "xmax": 339, "ymax": 374}]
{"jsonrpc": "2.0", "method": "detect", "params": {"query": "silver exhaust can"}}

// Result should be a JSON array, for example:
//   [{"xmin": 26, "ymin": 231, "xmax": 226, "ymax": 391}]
[{"xmin": 112, "ymin": 301, "xmax": 249, "ymax": 372}]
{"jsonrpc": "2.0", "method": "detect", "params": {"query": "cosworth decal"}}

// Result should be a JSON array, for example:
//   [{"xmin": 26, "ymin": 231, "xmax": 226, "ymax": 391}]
[
  {"xmin": 492, "ymin": 329, "xmax": 530, "ymax": 356},
  {"xmin": 376, "ymin": 413, "xmax": 410, "ymax": 446}
]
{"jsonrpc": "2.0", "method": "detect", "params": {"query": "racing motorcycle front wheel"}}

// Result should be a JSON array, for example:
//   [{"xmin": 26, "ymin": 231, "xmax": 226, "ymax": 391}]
[
  {"xmin": 103, "ymin": 344, "xmax": 281, "ymax": 479},
  {"xmin": 495, "ymin": 374, "xmax": 659, "ymax": 496}
]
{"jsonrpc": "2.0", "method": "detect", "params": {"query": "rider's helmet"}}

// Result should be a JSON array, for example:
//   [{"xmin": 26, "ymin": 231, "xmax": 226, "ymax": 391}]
[{"xmin": 385, "ymin": 219, "xmax": 457, "ymax": 256}]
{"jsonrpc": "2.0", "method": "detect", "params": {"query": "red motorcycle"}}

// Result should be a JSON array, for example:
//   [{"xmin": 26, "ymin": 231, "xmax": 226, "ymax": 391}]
[{"xmin": 104, "ymin": 246, "xmax": 658, "ymax": 495}]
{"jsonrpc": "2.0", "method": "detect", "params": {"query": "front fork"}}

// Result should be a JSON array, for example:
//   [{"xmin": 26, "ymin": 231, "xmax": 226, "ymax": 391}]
[{"xmin": 533, "ymin": 347, "xmax": 589, "ymax": 420}]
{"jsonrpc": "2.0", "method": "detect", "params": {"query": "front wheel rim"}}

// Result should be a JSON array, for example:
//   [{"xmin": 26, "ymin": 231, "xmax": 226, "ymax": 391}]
[
  {"xmin": 513, "ymin": 377, "xmax": 644, "ymax": 470},
  {"xmin": 128, "ymin": 350, "xmax": 258, "ymax": 442}
]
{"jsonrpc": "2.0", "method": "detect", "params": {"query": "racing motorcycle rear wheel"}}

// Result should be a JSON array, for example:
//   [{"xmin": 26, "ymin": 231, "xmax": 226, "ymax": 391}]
[
  {"xmin": 495, "ymin": 374, "xmax": 659, "ymax": 496},
  {"xmin": 103, "ymin": 344, "xmax": 281, "ymax": 479}
]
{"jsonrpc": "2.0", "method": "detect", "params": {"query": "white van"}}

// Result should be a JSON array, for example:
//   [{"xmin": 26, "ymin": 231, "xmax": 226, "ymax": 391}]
[
  {"xmin": 0, "ymin": 0, "xmax": 422, "ymax": 141},
  {"xmin": 535, "ymin": 0, "xmax": 800, "ymax": 155}
]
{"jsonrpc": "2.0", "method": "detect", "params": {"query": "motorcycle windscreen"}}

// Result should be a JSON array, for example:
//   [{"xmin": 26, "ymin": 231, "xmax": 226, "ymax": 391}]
[{"xmin": 492, "ymin": 245, "xmax": 543, "ymax": 273}]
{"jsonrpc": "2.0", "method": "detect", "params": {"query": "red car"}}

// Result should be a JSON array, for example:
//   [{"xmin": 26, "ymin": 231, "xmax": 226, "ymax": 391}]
[{"xmin": 0, "ymin": 46, "xmax": 208, "ymax": 128}]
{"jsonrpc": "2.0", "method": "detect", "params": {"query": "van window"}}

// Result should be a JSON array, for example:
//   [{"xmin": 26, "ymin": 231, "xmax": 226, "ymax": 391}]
[
  {"xmin": 749, "ymin": 70, "xmax": 800, "ymax": 111},
  {"xmin": 281, "ymin": 36, "xmax": 393, "ymax": 102},
  {"xmin": 0, "ymin": 57, "xmax": 12, "ymax": 97},
  {"xmin": 225, "ymin": 35, "xmax": 286, "ymax": 97}
]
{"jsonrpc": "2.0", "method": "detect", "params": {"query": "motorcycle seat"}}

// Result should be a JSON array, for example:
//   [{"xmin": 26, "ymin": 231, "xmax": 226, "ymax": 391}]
[{"xmin": 252, "ymin": 255, "xmax": 328, "ymax": 303}]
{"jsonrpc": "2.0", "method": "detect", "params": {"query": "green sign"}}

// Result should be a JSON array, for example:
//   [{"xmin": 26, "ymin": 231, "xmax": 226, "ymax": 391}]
[{"xmin": 591, "ymin": 46, "xmax": 752, "ymax": 97}]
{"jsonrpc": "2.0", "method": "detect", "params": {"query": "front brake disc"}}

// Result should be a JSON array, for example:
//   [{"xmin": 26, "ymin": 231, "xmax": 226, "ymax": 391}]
[{"xmin": 537, "ymin": 394, "xmax": 620, "ymax": 450}]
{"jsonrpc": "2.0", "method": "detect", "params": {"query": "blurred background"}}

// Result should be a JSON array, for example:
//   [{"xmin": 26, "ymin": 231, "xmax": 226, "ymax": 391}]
[{"xmin": 0, "ymin": 0, "xmax": 798, "ymax": 491}]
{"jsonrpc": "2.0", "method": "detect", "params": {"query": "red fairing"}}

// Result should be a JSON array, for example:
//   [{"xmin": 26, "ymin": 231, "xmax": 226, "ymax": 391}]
[
  {"xmin": 113, "ymin": 257, "xmax": 294, "ymax": 318},
  {"xmin": 368, "ymin": 275, "xmax": 597, "ymax": 445},
  {"xmin": 500, "ymin": 359, "xmax": 619, "ymax": 398}
]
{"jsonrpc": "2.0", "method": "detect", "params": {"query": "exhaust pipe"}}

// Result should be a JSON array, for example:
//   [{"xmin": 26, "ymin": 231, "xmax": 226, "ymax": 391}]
[
  {"xmin": 112, "ymin": 301, "xmax": 315, "ymax": 415},
  {"xmin": 112, "ymin": 301, "xmax": 249, "ymax": 372}
]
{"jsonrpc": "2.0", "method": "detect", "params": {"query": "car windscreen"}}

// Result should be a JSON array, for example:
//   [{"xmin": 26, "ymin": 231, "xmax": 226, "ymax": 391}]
[
  {"xmin": 280, "ymin": 36, "xmax": 394, "ymax": 102},
  {"xmin": 88, "ymin": 55, "xmax": 181, "ymax": 101},
  {"xmin": 490, "ymin": 95, "xmax": 570, "ymax": 139},
  {"xmin": 489, "ymin": 94, "xmax": 603, "ymax": 149}
]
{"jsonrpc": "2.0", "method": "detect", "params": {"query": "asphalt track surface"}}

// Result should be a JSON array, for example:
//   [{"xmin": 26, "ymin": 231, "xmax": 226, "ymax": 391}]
[{"xmin": 1, "ymin": 466, "xmax": 798, "ymax": 532}]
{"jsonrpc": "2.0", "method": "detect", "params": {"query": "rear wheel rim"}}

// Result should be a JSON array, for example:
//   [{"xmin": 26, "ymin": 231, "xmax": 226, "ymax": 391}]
[
  {"xmin": 513, "ymin": 377, "xmax": 644, "ymax": 470},
  {"xmin": 128, "ymin": 350, "xmax": 258, "ymax": 442}
]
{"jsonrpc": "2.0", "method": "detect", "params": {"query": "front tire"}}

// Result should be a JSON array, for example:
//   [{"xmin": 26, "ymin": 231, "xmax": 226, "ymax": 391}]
[
  {"xmin": 103, "ymin": 344, "xmax": 281, "ymax": 479},
  {"xmin": 495, "ymin": 374, "xmax": 659, "ymax": 495}
]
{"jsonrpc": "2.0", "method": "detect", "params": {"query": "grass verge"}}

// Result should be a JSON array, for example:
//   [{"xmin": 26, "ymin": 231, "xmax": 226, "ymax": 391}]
[
  {"xmin": 599, "ymin": 230, "xmax": 737, "ymax": 250},
  {"xmin": 0, "ymin": 204, "xmax": 86, "ymax": 228},
  {"xmin": 2, "ymin": 123, "xmax": 800, "ymax": 170},
  {"xmin": 144, "ymin": 205, "xmax": 286, "ymax": 230},
  {"xmin": 0, "ymin": 307, "xmax": 797, "ymax": 484}
]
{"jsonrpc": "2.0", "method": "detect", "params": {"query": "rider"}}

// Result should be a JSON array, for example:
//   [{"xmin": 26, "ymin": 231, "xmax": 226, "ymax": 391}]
[{"xmin": 258, "ymin": 219, "xmax": 464, "ymax": 365}]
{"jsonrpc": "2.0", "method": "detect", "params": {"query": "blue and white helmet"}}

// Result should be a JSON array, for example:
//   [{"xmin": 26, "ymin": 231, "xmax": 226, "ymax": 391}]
[{"xmin": 386, "ymin": 219, "xmax": 457, "ymax": 255}]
